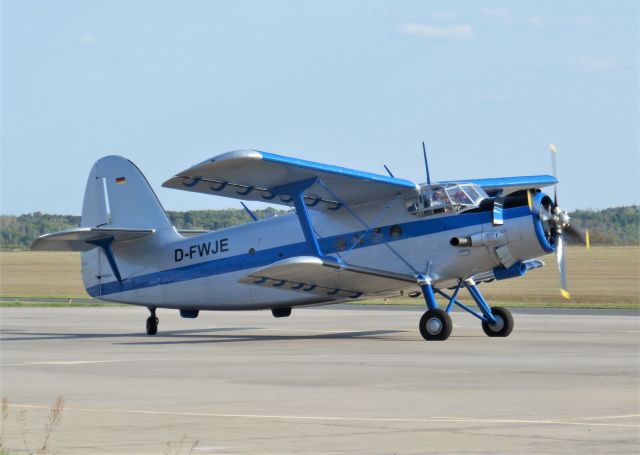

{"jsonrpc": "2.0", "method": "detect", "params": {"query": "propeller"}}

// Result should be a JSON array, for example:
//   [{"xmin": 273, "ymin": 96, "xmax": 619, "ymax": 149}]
[
  {"xmin": 549, "ymin": 143, "xmax": 559, "ymax": 206},
  {"xmin": 529, "ymin": 144, "xmax": 589, "ymax": 299},
  {"xmin": 556, "ymin": 233, "xmax": 569, "ymax": 299}
]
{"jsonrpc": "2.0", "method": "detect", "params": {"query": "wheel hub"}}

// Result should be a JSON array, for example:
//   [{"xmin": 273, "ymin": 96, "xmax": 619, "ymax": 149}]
[
  {"xmin": 489, "ymin": 315, "xmax": 504, "ymax": 332},
  {"xmin": 426, "ymin": 317, "xmax": 443, "ymax": 335}
]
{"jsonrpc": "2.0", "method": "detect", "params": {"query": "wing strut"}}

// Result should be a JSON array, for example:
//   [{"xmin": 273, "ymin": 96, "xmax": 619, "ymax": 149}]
[
  {"xmin": 86, "ymin": 237, "xmax": 122, "ymax": 282},
  {"xmin": 270, "ymin": 178, "xmax": 332, "ymax": 261},
  {"xmin": 268, "ymin": 176, "xmax": 422, "ymax": 280}
]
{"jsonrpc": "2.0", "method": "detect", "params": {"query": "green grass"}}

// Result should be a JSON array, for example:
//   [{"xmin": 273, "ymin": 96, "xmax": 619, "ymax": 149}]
[
  {"xmin": 0, "ymin": 251, "xmax": 87, "ymax": 298},
  {"xmin": 0, "ymin": 300, "xmax": 125, "ymax": 308},
  {"xmin": 351, "ymin": 298, "xmax": 640, "ymax": 310}
]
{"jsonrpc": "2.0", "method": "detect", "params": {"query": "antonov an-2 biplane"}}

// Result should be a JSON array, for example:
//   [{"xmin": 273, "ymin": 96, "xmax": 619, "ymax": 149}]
[{"xmin": 32, "ymin": 146, "xmax": 588, "ymax": 340}]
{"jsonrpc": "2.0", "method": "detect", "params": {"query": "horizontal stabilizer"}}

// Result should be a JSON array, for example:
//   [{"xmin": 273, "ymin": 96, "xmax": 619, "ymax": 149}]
[
  {"xmin": 239, "ymin": 256, "xmax": 418, "ymax": 300},
  {"xmin": 31, "ymin": 227, "xmax": 155, "ymax": 252},
  {"xmin": 163, "ymin": 150, "xmax": 419, "ymax": 210},
  {"xmin": 177, "ymin": 229, "xmax": 210, "ymax": 237}
]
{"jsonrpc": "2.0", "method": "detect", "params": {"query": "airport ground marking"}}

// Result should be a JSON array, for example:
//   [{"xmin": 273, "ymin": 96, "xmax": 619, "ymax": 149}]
[
  {"xmin": 2, "ymin": 360, "xmax": 131, "ymax": 367},
  {"xmin": 574, "ymin": 414, "xmax": 640, "ymax": 421},
  {"xmin": 10, "ymin": 404, "xmax": 639, "ymax": 429}
]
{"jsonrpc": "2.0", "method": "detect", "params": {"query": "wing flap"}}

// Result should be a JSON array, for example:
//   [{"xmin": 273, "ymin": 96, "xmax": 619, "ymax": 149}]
[
  {"xmin": 31, "ymin": 227, "xmax": 155, "ymax": 252},
  {"xmin": 239, "ymin": 256, "xmax": 418, "ymax": 299},
  {"xmin": 162, "ymin": 150, "xmax": 418, "ymax": 209}
]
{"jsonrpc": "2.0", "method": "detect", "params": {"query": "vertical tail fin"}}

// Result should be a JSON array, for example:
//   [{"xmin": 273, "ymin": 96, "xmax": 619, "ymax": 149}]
[
  {"xmin": 79, "ymin": 156, "xmax": 176, "ymax": 295},
  {"xmin": 81, "ymin": 155, "xmax": 174, "ymax": 232},
  {"xmin": 32, "ymin": 155, "xmax": 175, "ymax": 296}
]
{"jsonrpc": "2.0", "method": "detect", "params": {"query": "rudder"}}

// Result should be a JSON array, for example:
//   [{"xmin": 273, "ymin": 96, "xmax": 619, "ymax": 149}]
[{"xmin": 81, "ymin": 155, "xmax": 174, "ymax": 232}]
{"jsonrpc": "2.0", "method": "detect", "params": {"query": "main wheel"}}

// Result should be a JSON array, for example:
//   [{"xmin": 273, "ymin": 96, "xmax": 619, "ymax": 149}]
[
  {"xmin": 146, "ymin": 316, "xmax": 159, "ymax": 335},
  {"xmin": 481, "ymin": 306, "xmax": 513, "ymax": 337},
  {"xmin": 419, "ymin": 308, "xmax": 453, "ymax": 341}
]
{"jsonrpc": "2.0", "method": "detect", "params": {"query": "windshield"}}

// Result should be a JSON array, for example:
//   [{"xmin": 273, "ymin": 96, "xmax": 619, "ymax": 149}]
[{"xmin": 406, "ymin": 183, "xmax": 488, "ymax": 216}]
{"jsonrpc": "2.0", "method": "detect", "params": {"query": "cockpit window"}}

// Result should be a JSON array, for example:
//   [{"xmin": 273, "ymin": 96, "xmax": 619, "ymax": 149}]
[
  {"xmin": 445, "ymin": 186, "xmax": 474, "ymax": 206},
  {"xmin": 406, "ymin": 183, "xmax": 488, "ymax": 216},
  {"xmin": 461, "ymin": 185, "xmax": 482, "ymax": 203}
]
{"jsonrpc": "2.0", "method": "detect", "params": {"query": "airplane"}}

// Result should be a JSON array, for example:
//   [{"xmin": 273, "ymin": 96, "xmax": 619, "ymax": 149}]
[{"xmin": 31, "ymin": 144, "xmax": 588, "ymax": 341}]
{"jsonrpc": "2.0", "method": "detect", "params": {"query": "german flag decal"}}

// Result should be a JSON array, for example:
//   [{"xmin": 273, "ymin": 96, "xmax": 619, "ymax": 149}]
[{"xmin": 115, "ymin": 177, "xmax": 126, "ymax": 184}]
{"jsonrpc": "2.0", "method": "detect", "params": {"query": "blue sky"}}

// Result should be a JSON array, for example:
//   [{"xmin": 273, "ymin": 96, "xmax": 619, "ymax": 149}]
[{"xmin": 1, "ymin": 0, "xmax": 638, "ymax": 215}]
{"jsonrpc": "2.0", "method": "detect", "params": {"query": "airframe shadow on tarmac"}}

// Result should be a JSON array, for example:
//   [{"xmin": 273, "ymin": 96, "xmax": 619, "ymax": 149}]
[{"xmin": 0, "ymin": 327, "xmax": 408, "ymax": 345}]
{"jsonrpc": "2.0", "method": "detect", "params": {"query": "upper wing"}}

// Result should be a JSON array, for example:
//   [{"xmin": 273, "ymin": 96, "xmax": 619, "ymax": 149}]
[
  {"xmin": 440, "ymin": 175, "xmax": 558, "ymax": 197},
  {"xmin": 31, "ymin": 227, "xmax": 154, "ymax": 251},
  {"xmin": 162, "ymin": 150, "xmax": 419, "ymax": 209}
]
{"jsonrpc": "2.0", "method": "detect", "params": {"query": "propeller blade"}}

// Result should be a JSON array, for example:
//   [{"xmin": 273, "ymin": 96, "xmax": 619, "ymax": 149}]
[
  {"xmin": 565, "ymin": 224, "xmax": 589, "ymax": 246},
  {"xmin": 556, "ymin": 234, "xmax": 570, "ymax": 299},
  {"xmin": 549, "ymin": 143, "xmax": 558, "ymax": 206},
  {"xmin": 527, "ymin": 190, "xmax": 532, "ymax": 211}
]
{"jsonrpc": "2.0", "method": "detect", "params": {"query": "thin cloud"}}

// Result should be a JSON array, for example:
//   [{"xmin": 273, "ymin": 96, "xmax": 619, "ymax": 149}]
[
  {"xmin": 399, "ymin": 23, "xmax": 473, "ymax": 39},
  {"xmin": 73, "ymin": 34, "xmax": 100, "ymax": 45}
]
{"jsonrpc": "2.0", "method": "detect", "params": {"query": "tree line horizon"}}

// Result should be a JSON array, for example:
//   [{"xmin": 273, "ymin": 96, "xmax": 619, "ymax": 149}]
[{"xmin": 1, "ymin": 205, "xmax": 638, "ymax": 250}]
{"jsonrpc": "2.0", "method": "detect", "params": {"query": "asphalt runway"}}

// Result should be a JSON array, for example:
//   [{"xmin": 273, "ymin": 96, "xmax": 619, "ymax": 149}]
[{"xmin": 1, "ymin": 306, "xmax": 639, "ymax": 454}]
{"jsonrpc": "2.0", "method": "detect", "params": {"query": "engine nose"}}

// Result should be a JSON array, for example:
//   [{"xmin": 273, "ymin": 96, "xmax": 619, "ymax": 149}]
[{"xmin": 531, "ymin": 192, "xmax": 559, "ymax": 254}]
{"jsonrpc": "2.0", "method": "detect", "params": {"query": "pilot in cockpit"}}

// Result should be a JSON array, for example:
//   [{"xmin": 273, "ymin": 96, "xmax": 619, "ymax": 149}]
[{"xmin": 452, "ymin": 190, "xmax": 468, "ymax": 205}]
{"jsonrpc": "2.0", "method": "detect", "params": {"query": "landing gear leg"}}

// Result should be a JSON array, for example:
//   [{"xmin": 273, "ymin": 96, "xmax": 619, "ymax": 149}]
[
  {"xmin": 432, "ymin": 279, "xmax": 515, "ymax": 339},
  {"xmin": 418, "ymin": 282, "xmax": 452, "ymax": 341},
  {"xmin": 146, "ymin": 307, "xmax": 158, "ymax": 335}
]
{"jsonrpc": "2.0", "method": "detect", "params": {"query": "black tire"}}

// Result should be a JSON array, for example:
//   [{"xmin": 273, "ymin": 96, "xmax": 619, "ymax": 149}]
[
  {"xmin": 146, "ymin": 316, "xmax": 158, "ymax": 336},
  {"xmin": 419, "ymin": 308, "xmax": 453, "ymax": 341},
  {"xmin": 481, "ymin": 307, "xmax": 514, "ymax": 337}
]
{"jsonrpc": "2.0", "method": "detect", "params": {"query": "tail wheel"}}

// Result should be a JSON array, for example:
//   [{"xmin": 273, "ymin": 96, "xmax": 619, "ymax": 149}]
[
  {"xmin": 481, "ymin": 306, "xmax": 514, "ymax": 337},
  {"xmin": 146, "ymin": 316, "xmax": 159, "ymax": 335},
  {"xmin": 419, "ymin": 308, "xmax": 453, "ymax": 341}
]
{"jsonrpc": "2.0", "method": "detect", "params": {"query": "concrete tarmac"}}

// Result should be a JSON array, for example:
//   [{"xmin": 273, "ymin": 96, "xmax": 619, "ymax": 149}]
[{"xmin": 1, "ymin": 306, "xmax": 639, "ymax": 454}]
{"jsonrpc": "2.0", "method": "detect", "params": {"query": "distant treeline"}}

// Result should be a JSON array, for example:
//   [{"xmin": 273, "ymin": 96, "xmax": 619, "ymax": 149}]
[
  {"xmin": 569, "ymin": 206, "xmax": 639, "ymax": 244},
  {"xmin": 0, "ymin": 208, "xmax": 285, "ymax": 250},
  {"xmin": 1, "ymin": 205, "xmax": 638, "ymax": 250}
]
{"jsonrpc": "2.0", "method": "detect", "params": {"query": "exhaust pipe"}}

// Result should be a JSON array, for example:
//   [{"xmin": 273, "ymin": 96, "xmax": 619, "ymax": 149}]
[
  {"xmin": 450, "ymin": 237, "xmax": 471, "ymax": 247},
  {"xmin": 450, "ymin": 231, "xmax": 506, "ymax": 247}
]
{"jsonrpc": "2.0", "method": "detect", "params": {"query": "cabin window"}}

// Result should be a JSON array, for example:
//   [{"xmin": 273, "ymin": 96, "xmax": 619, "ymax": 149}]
[
  {"xmin": 352, "ymin": 235, "xmax": 365, "ymax": 247},
  {"xmin": 390, "ymin": 225, "xmax": 403, "ymax": 239},
  {"xmin": 370, "ymin": 228, "xmax": 384, "ymax": 243},
  {"xmin": 445, "ymin": 186, "xmax": 474, "ymax": 207},
  {"xmin": 406, "ymin": 183, "xmax": 488, "ymax": 217}
]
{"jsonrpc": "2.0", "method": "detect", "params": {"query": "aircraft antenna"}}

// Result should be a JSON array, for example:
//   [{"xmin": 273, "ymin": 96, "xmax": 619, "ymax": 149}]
[
  {"xmin": 422, "ymin": 141, "xmax": 431, "ymax": 185},
  {"xmin": 383, "ymin": 165, "xmax": 395, "ymax": 178}
]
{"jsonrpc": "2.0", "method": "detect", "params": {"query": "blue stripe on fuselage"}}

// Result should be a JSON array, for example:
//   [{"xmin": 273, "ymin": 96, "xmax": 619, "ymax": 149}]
[{"xmin": 87, "ymin": 206, "xmax": 531, "ymax": 297}]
